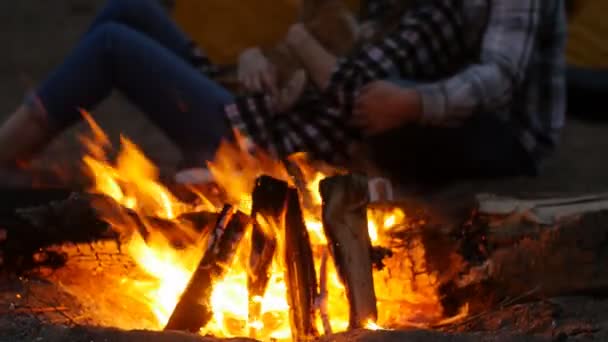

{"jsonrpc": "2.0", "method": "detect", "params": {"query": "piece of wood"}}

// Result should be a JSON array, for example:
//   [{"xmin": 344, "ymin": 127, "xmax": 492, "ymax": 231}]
[
  {"xmin": 317, "ymin": 247, "xmax": 332, "ymax": 335},
  {"xmin": 0, "ymin": 187, "xmax": 72, "ymax": 215},
  {"xmin": 130, "ymin": 211, "xmax": 219, "ymax": 249},
  {"xmin": 0, "ymin": 192, "xmax": 117, "ymax": 270},
  {"xmin": 283, "ymin": 158, "xmax": 315, "ymax": 212},
  {"xmin": 164, "ymin": 206, "xmax": 250, "ymax": 332},
  {"xmin": 476, "ymin": 193, "xmax": 608, "ymax": 224},
  {"xmin": 431, "ymin": 195, "xmax": 608, "ymax": 316},
  {"xmin": 178, "ymin": 211, "xmax": 220, "ymax": 233},
  {"xmin": 247, "ymin": 176, "xmax": 289, "ymax": 336},
  {"xmin": 283, "ymin": 188, "xmax": 318, "ymax": 341},
  {"xmin": 320, "ymin": 174, "xmax": 378, "ymax": 329},
  {"xmin": 0, "ymin": 306, "xmax": 69, "ymax": 315},
  {"xmin": 7, "ymin": 190, "xmax": 217, "ymax": 250}
]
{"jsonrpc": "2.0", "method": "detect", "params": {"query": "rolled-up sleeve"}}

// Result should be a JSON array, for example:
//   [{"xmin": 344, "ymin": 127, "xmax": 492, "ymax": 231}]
[{"xmin": 416, "ymin": 0, "xmax": 542, "ymax": 125}]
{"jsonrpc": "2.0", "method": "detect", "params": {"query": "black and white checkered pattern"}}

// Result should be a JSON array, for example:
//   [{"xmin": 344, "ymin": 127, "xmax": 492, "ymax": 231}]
[
  {"xmin": 199, "ymin": 0, "xmax": 567, "ymax": 166},
  {"xmin": 223, "ymin": 0, "xmax": 470, "ymax": 164},
  {"xmin": 330, "ymin": 0, "xmax": 469, "ymax": 118}
]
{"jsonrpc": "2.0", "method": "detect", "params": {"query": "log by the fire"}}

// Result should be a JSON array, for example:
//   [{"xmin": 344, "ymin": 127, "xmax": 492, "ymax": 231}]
[
  {"xmin": 87, "ymin": 191, "xmax": 218, "ymax": 246},
  {"xmin": 248, "ymin": 176, "xmax": 289, "ymax": 335},
  {"xmin": 8, "ymin": 191, "xmax": 217, "ymax": 246},
  {"xmin": 284, "ymin": 188, "xmax": 318, "ymax": 341},
  {"xmin": 0, "ymin": 192, "xmax": 116, "ymax": 269},
  {"xmin": 320, "ymin": 174, "xmax": 378, "ymax": 329},
  {"xmin": 164, "ymin": 206, "xmax": 251, "ymax": 332},
  {"xmin": 434, "ymin": 194, "xmax": 608, "ymax": 316}
]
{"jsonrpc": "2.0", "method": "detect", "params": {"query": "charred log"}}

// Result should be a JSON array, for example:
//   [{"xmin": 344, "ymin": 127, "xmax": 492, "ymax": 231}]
[
  {"xmin": 2, "ymin": 190, "xmax": 218, "ymax": 254},
  {"xmin": 247, "ymin": 176, "xmax": 289, "ymax": 335},
  {"xmin": 164, "ymin": 206, "xmax": 250, "ymax": 332},
  {"xmin": 435, "ymin": 195, "xmax": 608, "ymax": 316},
  {"xmin": 0, "ymin": 192, "xmax": 116, "ymax": 270},
  {"xmin": 283, "ymin": 158, "xmax": 316, "ymax": 212},
  {"xmin": 284, "ymin": 188, "xmax": 318, "ymax": 341},
  {"xmin": 320, "ymin": 174, "xmax": 378, "ymax": 329}
]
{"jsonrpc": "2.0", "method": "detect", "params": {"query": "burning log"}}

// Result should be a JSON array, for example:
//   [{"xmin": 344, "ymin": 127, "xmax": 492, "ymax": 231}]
[
  {"xmin": 128, "ymin": 211, "xmax": 219, "ymax": 249},
  {"xmin": 283, "ymin": 158, "xmax": 315, "ymax": 212},
  {"xmin": 164, "ymin": 206, "xmax": 251, "ymax": 332},
  {"xmin": 320, "ymin": 174, "xmax": 378, "ymax": 329},
  {"xmin": 248, "ymin": 176, "xmax": 289, "ymax": 334},
  {"xmin": 7, "ymin": 190, "xmax": 217, "ymax": 249},
  {"xmin": 283, "ymin": 188, "xmax": 318, "ymax": 341}
]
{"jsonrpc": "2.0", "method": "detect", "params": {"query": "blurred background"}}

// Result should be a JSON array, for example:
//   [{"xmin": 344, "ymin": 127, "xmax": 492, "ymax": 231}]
[{"xmin": 0, "ymin": 0, "xmax": 606, "ymax": 193}]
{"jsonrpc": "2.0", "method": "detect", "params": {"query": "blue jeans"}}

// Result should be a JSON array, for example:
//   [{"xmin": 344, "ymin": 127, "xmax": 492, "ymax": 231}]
[{"xmin": 27, "ymin": 0, "xmax": 233, "ymax": 163}]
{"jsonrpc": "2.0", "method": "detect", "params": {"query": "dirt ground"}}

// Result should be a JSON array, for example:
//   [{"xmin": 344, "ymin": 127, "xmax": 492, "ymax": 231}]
[{"xmin": 1, "ymin": 1, "xmax": 608, "ymax": 341}]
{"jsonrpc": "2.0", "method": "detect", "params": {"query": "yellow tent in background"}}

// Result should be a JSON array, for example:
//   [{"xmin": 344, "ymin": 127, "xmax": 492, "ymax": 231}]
[
  {"xmin": 173, "ymin": 1, "xmax": 608, "ymax": 68},
  {"xmin": 172, "ymin": 0, "xmax": 360, "ymax": 65},
  {"xmin": 566, "ymin": 0, "xmax": 608, "ymax": 68}
]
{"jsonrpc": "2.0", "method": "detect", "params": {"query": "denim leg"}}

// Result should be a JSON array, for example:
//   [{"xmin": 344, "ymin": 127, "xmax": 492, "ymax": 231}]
[
  {"xmin": 387, "ymin": 78, "xmax": 418, "ymax": 88},
  {"xmin": 30, "ymin": 22, "xmax": 233, "ymax": 161},
  {"xmin": 87, "ymin": 0, "xmax": 195, "ymax": 63}
]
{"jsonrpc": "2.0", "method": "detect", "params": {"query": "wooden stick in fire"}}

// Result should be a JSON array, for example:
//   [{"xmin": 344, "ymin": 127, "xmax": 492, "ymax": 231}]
[
  {"xmin": 248, "ymin": 176, "xmax": 289, "ymax": 336},
  {"xmin": 283, "ymin": 188, "xmax": 318, "ymax": 341},
  {"xmin": 164, "ymin": 205, "xmax": 251, "ymax": 332},
  {"xmin": 320, "ymin": 174, "xmax": 378, "ymax": 329}
]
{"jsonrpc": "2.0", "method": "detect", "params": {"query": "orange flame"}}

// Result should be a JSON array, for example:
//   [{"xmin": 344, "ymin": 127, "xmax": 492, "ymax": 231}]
[{"xmin": 78, "ymin": 111, "xmax": 461, "ymax": 340}]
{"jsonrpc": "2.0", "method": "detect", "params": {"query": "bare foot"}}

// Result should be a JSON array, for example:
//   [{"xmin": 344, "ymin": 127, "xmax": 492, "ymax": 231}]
[{"xmin": 273, "ymin": 69, "xmax": 308, "ymax": 113}]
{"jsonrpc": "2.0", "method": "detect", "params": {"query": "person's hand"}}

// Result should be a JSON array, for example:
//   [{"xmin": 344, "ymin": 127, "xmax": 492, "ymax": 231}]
[
  {"xmin": 237, "ymin": 47, "xmax": 278, "ymax": 95},
  {"xmin": 351, "ymin": 81, "xmax": 422, "ymax": 136}
]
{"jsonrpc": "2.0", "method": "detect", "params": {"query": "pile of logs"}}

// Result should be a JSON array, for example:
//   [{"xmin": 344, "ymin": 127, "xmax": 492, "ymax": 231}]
[
  {"xmin": 162, "ymin": 173, "xmax": 384, "ymax": 341},
  {"xmin": 3, "ymin": 175, "xmax": 608, "ymax": 341},
  {"xmin": 0, "ymin": 173, "xmax": 388, "ymax": 341}
]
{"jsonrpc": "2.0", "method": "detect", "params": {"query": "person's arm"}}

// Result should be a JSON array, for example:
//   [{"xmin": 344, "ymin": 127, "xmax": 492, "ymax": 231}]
[
  {"xmin": 414, "ymin": 0, "xmax": 543, "ymax": 125},
  {"xmin": 237, "ymin": 47, "xmax": 278, "ymax": 95}
]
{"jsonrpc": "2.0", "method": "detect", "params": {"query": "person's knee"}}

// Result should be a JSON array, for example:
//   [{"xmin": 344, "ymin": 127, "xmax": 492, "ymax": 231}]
[{"xmin": 88, "ymin": 22, "xmax": 134, "ymax": 52}]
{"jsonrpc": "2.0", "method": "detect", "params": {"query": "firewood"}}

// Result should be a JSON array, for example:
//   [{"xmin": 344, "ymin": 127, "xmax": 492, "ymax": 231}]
[
  {"xmin": 283, "ymin": 188, "xmax": 318, "ymax": 341},
  {"xmin": 433, "ymin": 194, "xmax": 608, "ymax": 316},
  {"xmin": 283, "ymin": 158, "xmax": 315, "ymax": 212},
  {"xmin": 320, "ymin": 174, "xmax": 378, "ymax": 329},
  {"xmin": 177, "ymin": 211, "xmax": 219, "ymax": 233},
  {"xmin": 132, "ymin": 211, "xmax": 219, "ymax": 249},
  {"xmin": 476, "ymin": 193, "xmax": 608, "ymax": 225},
  {"xmin": 164, "ymin": 206, "xmax": 250, "ymax": 332},
  {"xmin": 247, "ymin": 176, "xmax": 289, "ymax": 335},
  {"xmin": 0, "ymin": 192, "xmax": 117, "ymax": 270},
  {"xmin": 6, "ymin": 190, "xmax": 217, "ymax": 250},
  {"xmin": 478, "ymin": 211, "xmax": 608, "ymax": 294}
]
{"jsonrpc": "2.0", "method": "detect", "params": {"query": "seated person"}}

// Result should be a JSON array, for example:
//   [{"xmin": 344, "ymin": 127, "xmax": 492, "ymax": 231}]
[{"xmin": 0, "ymin": 0, "xmax": 567, "ymax": 187}]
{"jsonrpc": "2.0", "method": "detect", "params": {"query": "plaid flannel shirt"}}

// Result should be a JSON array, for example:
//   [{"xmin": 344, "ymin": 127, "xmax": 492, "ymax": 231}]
[{"xmin": 203, "ymin": 0, "xmax": 566, "ymax": 164}]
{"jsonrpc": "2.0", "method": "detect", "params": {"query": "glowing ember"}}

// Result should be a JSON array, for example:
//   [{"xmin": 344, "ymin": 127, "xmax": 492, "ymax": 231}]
[{"xmin": 77, "ymin": 111, "xmax": 460, "ymax": 340}]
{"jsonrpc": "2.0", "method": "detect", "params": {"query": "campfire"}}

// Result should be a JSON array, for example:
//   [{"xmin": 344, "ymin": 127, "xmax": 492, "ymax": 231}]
[
  {"xmin": 23, "ymin": 111, "xmax": 460, "ymax": 341},
  {"xmin": 3, "ymin": 113, "xmax": 608, "ymax": 341}
]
